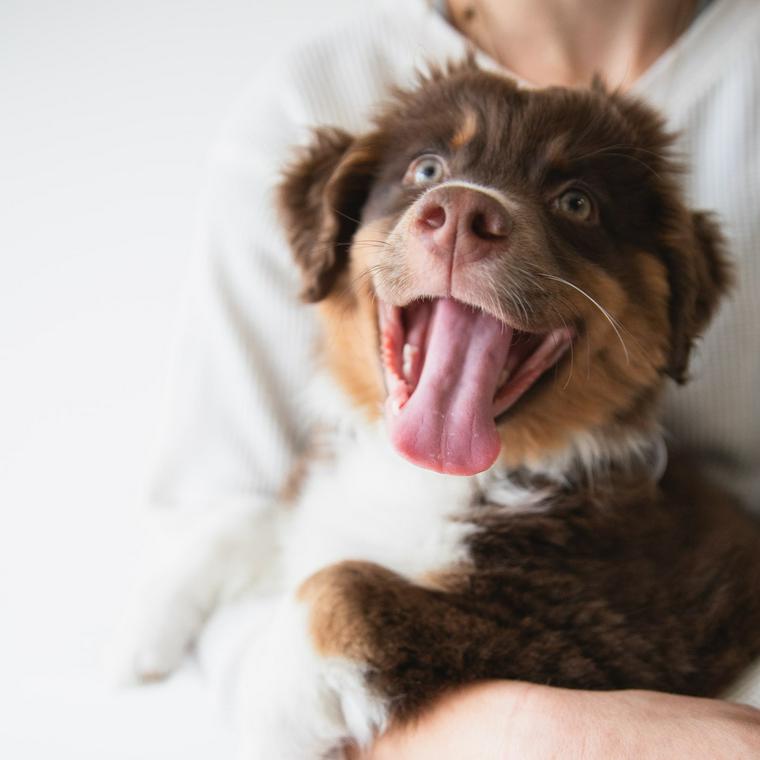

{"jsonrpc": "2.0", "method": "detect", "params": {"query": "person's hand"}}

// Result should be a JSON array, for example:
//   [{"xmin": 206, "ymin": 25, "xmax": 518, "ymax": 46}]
[{"xmin": 348, "ymin": 681, "xmax": 760, "ymax": 759}]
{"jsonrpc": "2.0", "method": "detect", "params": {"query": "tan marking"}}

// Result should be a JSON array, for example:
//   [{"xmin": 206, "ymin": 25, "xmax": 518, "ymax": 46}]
[
  {"xmin": 317, "ymin": 217, "xmax": 393, "ymax": 422},
  {"xmin": 635, "ymin": 251, "xmax": 670, "ymax": 307},
  {"xmin": 278, "ymin": 426, "xmax": 335, "ymax": 504},
  {"xmin": 279, "ymin": 454, "xmax": 311, "ymax": 505},
  {"xmin": 298, "ymin": 561, "xmax": 473, "ymax": 663},
  {"xmin": 298, "ymin": 560, "xmax": 398, "ymax": 659},
  {"xmin": 450, "ymin": 108, "xmax": 479, "ymax": 150},
  {"xmin": 419, "ymin": 564, "xmax": 471, "ymax": 593},
  {"xmin": 543, "ymin": 135, "xmax": 571, "ymax": 167}
]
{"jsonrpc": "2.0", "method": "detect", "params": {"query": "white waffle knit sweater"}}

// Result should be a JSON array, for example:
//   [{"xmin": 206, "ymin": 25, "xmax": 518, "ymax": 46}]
[{"xmin": 148, "ymin": 0, "xmax": 760, "ymax": 517}]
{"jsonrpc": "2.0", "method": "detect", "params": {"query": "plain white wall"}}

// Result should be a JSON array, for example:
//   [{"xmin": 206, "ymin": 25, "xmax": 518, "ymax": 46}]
[{"xmin": 0, "ymin": 1, "xmax": 372, "ymax": 757}]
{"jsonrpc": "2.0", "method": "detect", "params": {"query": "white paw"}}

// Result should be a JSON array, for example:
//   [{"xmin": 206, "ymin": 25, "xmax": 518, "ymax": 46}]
[
  {"xmin": 106, "ymin": 501, "xmax": 281, "ymax": 687},
  {"xmin": 236, "ymin": 596, "xmax": 388, "ymax": 759},
  {"xmin": 106, "ymin": 584, "xmax": 205, "ymax": 685}
]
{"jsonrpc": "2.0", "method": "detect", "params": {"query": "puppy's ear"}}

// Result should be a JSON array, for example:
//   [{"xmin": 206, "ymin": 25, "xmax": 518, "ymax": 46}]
[
  {"xmin": 664, "ymin": 210, "xmax": 733, "ymax": 383},
  {"xmin": 278, "ymin": 127, "xmax": 380, "ymax": 302}
]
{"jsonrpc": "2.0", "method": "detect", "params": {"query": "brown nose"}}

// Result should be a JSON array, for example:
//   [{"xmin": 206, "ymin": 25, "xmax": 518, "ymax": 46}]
[{"xmin": 413, "ymin": 186, "xmax": 512, "ymax": 264}]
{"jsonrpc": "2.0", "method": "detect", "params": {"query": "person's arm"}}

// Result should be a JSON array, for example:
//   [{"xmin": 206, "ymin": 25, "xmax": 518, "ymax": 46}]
[
  {"xmin": 111, "ymin": 66, "xmax": 320, "ymax": 683},
  {"xmin": 148, "ymin": 82, "xmax": 316, "ymax": 515},
  {"xmin": 352, "ymin": 682, "xmax": 760, "ymax": 760}
]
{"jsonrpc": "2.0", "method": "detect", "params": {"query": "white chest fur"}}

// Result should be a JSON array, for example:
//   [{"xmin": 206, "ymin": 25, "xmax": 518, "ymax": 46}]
[{"xmin": 282, "ymin": 423, "xmax": 479, "ymax": 588}]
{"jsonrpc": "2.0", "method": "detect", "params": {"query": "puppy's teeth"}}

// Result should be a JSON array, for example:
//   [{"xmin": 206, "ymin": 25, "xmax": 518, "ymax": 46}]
[
  {"xmin": 402, "ymin": 344, "xmax": 418, "ymax": 382},
  {"xmin": 498, "ymin": 367, "xmax": 511, "ymax": 388}
]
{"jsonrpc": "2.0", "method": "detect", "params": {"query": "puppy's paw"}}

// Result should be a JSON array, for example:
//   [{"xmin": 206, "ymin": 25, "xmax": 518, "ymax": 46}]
[
  {"xmin": 236, "ymin": 596, "xmax": 388, "ymax": 759},
  {"xmin": 107, "ymin": 502, "xmax": 280, "ymax": 687},
  {"xmin": 106, "ymin": 586, "xmax": 205, "ymax": 685}
]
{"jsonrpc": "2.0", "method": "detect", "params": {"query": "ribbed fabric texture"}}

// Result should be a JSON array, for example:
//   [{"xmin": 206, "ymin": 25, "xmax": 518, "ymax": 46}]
[{"xmin": 148, "ymin": 0, "xmax": 760, "ymax": 515}]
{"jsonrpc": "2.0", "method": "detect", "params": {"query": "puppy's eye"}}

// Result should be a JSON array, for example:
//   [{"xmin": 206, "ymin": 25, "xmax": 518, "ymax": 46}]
[
  {"xmin": 555, "ymin": 189, "xmax": 595, "ymax": 222},
  {"xmin": 404, "ymin": 154, "xmax": 447, "ymax": 186}
]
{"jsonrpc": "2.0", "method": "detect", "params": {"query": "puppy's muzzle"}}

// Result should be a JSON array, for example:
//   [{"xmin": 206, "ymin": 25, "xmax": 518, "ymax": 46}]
[{"xmin": 413, "ymin": 185, "xmax": 512, "ymax": 266}]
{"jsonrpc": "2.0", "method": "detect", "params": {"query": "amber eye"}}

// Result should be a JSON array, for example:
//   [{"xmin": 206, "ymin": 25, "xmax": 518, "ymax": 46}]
[
  {"xmin": 404, "ymin": 154, "xmax": 447, "ymax": 186},
  {"xmin": 556, "ymin": 189, "xmax": 595, "ymax": 222}
]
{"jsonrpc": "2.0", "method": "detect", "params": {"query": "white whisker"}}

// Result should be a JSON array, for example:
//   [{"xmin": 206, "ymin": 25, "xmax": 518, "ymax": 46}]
[{"xmin": 538, "ymin": 273, "xmax": 630, "ymax": 365}]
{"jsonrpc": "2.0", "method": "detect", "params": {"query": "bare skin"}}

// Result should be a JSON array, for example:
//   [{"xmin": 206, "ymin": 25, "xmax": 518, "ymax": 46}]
[
  {"xmin": 348, "ymin": 1, "xmax": 760, "ymax": 757},
  {"xmin": 448, "ymin": 0, "xmax": 698, "ymax": 91},
  {"xmin": 353, "ymin": 682, "xmax": 760, "ymax": 760}
]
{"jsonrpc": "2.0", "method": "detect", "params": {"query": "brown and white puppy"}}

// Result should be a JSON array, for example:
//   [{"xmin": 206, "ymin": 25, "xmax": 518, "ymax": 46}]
[
  {"xmin": 281, "ymin": 64, "xmax": 733, "ymax": 477},
  {"xmin": 232, "ymin": 61, "xmax": 760, "ymax": 759}
]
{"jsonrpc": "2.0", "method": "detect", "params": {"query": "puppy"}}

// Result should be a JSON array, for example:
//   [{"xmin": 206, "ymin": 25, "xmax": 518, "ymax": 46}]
[{"xmin": 119, "ymin": 61, "xmax": 760, "ymax": 759}]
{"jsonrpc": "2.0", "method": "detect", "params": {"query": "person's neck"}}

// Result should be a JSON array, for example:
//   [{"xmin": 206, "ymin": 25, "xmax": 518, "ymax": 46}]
[{"xmin": 446, "ymin": 0, "xmax": 698, "ymax": 91}]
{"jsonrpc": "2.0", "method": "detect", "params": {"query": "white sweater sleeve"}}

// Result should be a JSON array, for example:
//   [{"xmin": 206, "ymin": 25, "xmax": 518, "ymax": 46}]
[{"xmin": 147, "ymin": 67, "xmax": 319, "ymax": 513}]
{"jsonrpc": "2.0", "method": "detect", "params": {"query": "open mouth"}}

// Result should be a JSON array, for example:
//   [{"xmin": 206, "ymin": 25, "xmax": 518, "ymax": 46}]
[{"xmin": 378, "ymin": 297, "xmax": 573, "ymax": 476}]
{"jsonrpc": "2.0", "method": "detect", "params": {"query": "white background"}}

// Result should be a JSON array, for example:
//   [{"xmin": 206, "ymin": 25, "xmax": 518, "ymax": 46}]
[{"xmin": 0, "ymin": 1, "xmax": 370, "ymax": 756}]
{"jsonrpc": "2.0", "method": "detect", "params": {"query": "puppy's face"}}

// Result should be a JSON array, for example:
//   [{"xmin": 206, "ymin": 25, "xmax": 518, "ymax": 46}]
[{"xmin": 280, "ymin": 63, "xmax": 730, "ymax": 476}]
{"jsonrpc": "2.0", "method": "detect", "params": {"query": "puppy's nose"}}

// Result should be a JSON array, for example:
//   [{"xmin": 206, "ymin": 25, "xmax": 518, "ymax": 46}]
[{"xmin": 414, "ymin": 186, "xmax": 512, "ymax": 264}]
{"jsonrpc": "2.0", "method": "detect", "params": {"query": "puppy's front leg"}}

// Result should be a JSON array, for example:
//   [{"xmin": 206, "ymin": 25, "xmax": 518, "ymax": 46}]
[
  {"xmin": 237, "ymin": 560, "xmax": 511, "ymax": 759},
  {"xmin": 109, "ymin": 503, "xmax": 280, "ymax": 684},
  {"xmin": 237, "ymin": 580, "xmax": 388, "ymax": 760}
]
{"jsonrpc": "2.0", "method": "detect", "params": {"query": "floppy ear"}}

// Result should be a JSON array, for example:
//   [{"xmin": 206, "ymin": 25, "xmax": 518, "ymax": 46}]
[
  {"xmin": 278, "ymin": 127, "xmax": 380, "ymax": 302},
  {"xmin": 591, "ymin": 88, "xmax": 731, "ymax": 382},
  {"xmin": 664, "ymin": 210, "xmax": 733, "ymax": 383}
]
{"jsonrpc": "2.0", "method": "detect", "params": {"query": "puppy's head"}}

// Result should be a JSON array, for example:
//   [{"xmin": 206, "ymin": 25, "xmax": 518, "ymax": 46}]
[{"xmin": 279, "ymin": 62, "xmax": 730, "ymax": 476}]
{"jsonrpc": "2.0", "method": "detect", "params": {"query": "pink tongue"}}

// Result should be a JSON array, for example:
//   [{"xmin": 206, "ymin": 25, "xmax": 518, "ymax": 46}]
[{"xmin": 386, "ymin": 298, "xmax": 512, "ymax": 475}]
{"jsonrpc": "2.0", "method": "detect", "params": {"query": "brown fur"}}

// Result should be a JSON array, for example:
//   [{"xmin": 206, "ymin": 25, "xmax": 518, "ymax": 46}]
[
  {"xmin": 297, "ymin": 465, "xmax": 760, "ymax": 721},
  {"xmin": 313, "ymin": 219, "xmax": 391, "ymax": 421},
  {"xmin": 277, "ymin": 61, "xmax": 759, "ymax": 728}
]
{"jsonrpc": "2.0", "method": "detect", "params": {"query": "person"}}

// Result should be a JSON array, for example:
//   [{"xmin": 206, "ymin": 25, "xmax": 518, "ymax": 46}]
[{"xmin": 147, "ymin": 0, "xmax": 760, "ymax": 756}]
